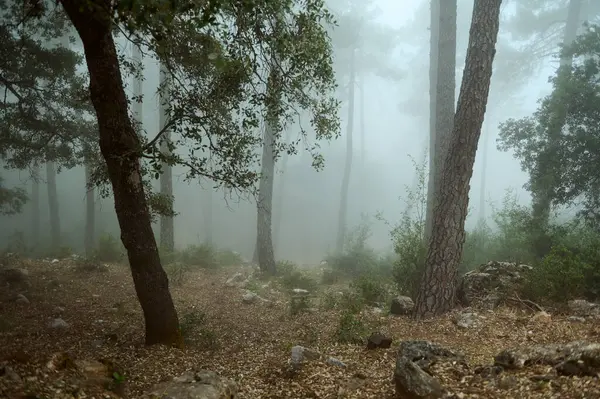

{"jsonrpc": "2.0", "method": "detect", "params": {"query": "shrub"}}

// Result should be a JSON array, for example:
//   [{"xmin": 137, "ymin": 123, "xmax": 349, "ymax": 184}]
[
  {"xmin": 281, "ymin": 269, "xmax": 318, "ymax": 292},
  {"xmin": 523, "ymin": 245, "xmax": 590, "ymax": 303},
  {"xmin": 179, "ymin": 308, "xmax": 217, "ymax": 349},
  {"xmin": 95, "ymin": 233, "xmax": 124, "ymax": 262},
  {"xmin": 164, "ymin": 262, "xmax": 188, "ymax": 286},
  {"xmin": 334, "ymin": 311, "xmax": 366, "ymax": 344},
  {"xmin": 216, "ymin": 249, "xmax": 243, "ymax": 266},
  {"xmin": 179, "ymin": 244, "xmax": 219, "ymax": 269},
  {"xmin": 321, "ymin": 268, "xmax": 340, "ymax": 285},
  {"xmin": 350, "ymin": 275, "xmax": 387, "ymax": 305}
]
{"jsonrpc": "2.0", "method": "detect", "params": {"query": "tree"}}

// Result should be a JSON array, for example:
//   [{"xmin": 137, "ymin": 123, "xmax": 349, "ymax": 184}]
[
  {"xmin": 414, "ymin": 0, "xmax": 502, "ymax": 318},
  {"xmin": 159, "ymin": 62, "xmax": 174, "ymax": 252},
  {"xmin": 424, "ymin": 0, "xmax": 457, "ymax": 244},
  {"xmin": 0, "ymin": 175, "xmax": 27, "ymax": 216},
  {"xmin": 499, "ymin": 23, "xmax": 600, "ymax": 228}
]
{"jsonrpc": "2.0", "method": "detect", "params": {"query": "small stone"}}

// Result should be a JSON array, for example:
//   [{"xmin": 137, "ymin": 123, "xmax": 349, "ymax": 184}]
[
  {"xmin": 49, "ymin": 318, "xmax": 69, "ymax": 329},
  {"xmin": 15, "ymin": 294, "xmax": 29, "ymax": 304},
  {"xmin": 366, "ymin": 332, "xmax": 392, "ymax": 349}
]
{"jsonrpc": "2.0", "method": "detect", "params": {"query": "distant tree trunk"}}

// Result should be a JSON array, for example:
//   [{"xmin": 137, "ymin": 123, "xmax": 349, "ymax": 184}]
[
  {"xmin": 414, "ymin": 0, "xmax": 501, "ymax": 319},
  {"xmin": 60, "ymin": 0, "xmax": 182, "ymax": 347},
  {"xmin": 478, "ymin": 118, "xmax": 491, "ymax": 223},
  {"xmin": 202, "ymin": 184, "xmax": 213, "ymax": 245},
  {"xmin": 424, "ymin": 0, "xmax": 456, "ymax": 244},
  {"xmin": 530, "ymin": 0, "xmax": 582, "ymax": 257},
  {"xmin": 335, "ymin": 48, "xmax": 356, "ymax": 254},
  {"xmin": 359, "ymin": 72, "xmax": 366, "ymax": 214},
  {"xmin": 159, "ymin": 62, "xmax": 174, "ymax": 252},
  {"xmin": 46, "ymin": 161, "xmax": 61, "ymax": 249},
  {"xmin": 273, "ymin": 130, "xmax": 292, "ymax": 255},
  {"xmin": 31, "ymin": 165, "xmax": 40, "ymax": 250},
  {"xmin": 84, "ymin": 160, "xmax": 95, "ymax": 257}
]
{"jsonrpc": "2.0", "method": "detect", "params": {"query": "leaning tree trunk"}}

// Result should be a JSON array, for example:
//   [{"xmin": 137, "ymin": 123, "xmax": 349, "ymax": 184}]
[
  {"xmin": 46, "ymin": 161, "xmax": 61, "ymax": 250},
  {"xmin": 31, "ymin": 165, "xmax": 40, "ymax": 250},
  {"xmin": 159, "ymin": 62, "xmax": 174, "ymax": 252},
  {"xmin": 530, "ymin": 0, "xmax": 582, "ymax": 258},
  {"xmin": 335, "ymin": 48, "xmax": 356, "ymax": 254},
  {"xmin": 424, "ymin": 0, "xmax": 456, "ymax": 244},
  {"xmin": 59, "ymin": 0, "xmax": 182, "ymax": 347},
  {"xmin": 414, "ymin": 0, "xmax": 502, "ymax": 319},
  {"xmin": 84, "ymin": 159, "xmax": 95, "ymax": 257}
]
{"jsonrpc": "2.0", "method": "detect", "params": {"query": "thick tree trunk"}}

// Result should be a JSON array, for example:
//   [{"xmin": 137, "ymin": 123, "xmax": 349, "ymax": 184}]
[
  {"xmin": 424, "ymin": 0, "xmax": 456, "ymax": 244},
  {"xmin": 414, "ymin": 0, "xmax": 502, "ymax": 319},
  {"xmin": 84, "ymin": 161, "xmax": 95, "ymax": 257},
  {"xmin": 31, "ymin": 165, "xmax": 40, "ymax": 250},
  {"xmin": 59, "ymin": 0, "xmax": 182, "ymax": 347},
  {"xmin": 46, "ymin": 161, "xmax": 61, "ymax": 250},
  {"xmin": 530, "ymin": 0, "xmax": 582, "ymax": 257},
  {"xmin": 159, "ymin": 62, "xmax": 174, "ymax": 252},
  {"xmin": 256, "ymin": 122, "xmax": 277, "ymax": 274},
  {"xmin": 335, "ymin": 49, "xmax": 356, "ymax": 254}
]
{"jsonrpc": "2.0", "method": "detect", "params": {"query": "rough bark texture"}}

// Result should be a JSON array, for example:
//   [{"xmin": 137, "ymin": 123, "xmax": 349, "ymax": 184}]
[
  {"xmin": 59, "ymin": 0, "xmax": 182, "ymax": 347},
  {"xmin": 414, "ymin": 0, "xmax": 502, "ymax": 319},
  {"xmin": 31, "ymin": 165, "xmax": 40, "ymax": 249},
  {"xmin": 530, "ymin": 0, "xmax": 582, "ymax": 257},
  {"xmin": 335, "ymin": 49, "xmax": 356, "ymax": 254},
  {"xmin": 46, "ymin": 161, "xmax": 61, "ymax": 249},
  {"xmin": 84, "ymin": 162, "xmax": 95, "ymax": 257},
  {"xmin": 159, "ymin": 62, "xmax": 174, "ymax": 252},
  {"xmin": 256, "ymin": 122, "xmax": 277, "ymax": 274},
  {"xmin": 424, "ymin": 0, "xmax": 456, "ymax": 244}
]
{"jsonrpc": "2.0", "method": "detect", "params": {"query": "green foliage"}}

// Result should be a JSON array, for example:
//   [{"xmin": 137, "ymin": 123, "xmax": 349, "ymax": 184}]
[
  {"xmin": 179, "ymin": 244, "xmax": 219, "ymax": 269},
  {"xmin": 334, "ymin": 311, "xmax": 366, "ymax": 344},
  {"xmin": 216, "ymin": 249, "xmax": 242, "ymax": 266},
  {"xmin": 278, "ymin": 262, "xmax": 318, "ymax": 292},
  {"xmin": 320, "ymin": 289, "xmax": 364, "ymax": 313},
  {"xmin": 0, "ymin": 177, "xmax": 27, "ymax": 216},
  {"xmin": 523, "ymin": 245, "xmax": 591, "ymax": 303},
  {"xmin": 74, "ymin": 257, "xmax": 108, "ymax": 273},
  {"xmin": 3, "ymin": 230, "xmax": 28, "ymax": 256},
  {"xmin": 95, "ymin": 233, "xmax": 125, "ymax": 263},
  {"xmin": 349, "ymin": 275, "xmax": 387, "ymax": 305},
  {"xmin": 164, "ymin": 262, "xmax": 188, "ymax": 286},
  {"xmin": 289, "ymin": 293, "xmax": 312, "ymax": 316},
  {"xmin": 178, "ymin": 308, "xmax": 218, "ymax": 349}
]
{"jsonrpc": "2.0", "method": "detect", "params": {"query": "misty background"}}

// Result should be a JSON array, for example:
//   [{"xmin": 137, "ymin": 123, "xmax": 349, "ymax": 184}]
[{"xmin": 1, "ymin": 0, "xmax": 595, "ymax": 263}]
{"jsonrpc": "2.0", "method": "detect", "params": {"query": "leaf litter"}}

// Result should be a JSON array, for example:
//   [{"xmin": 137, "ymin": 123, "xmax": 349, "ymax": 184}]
[{"xmin": 1, "ymin": 259, "xmax": 599, "ymax": 398}]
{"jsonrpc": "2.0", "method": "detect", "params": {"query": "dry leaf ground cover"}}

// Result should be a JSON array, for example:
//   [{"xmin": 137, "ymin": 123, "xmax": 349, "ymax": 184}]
[{"xmin": 1, "ymin": 259, "xmax": 599, "ymax": 398}]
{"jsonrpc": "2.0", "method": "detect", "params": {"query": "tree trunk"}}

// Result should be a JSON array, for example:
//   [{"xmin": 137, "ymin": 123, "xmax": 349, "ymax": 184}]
[
  {"xmin": 31, "ymin": 165, "xmax": 40, "ymax": 251},
  {"xmin": 159, "ymin": 62, "xmax": 174, "ymax": 252},
  {"xmin": 414, "ymin": 0, "xmax": 502, "ymax": 319},
  {"xmin": 84, "ymin": 161, "xmax": 95, "ymax": 257},
  {"xmin": 530, "ymin": 0, "xmax": 582, "ymax": 257},
  {"xmin": 59, "ymin": 0, "xmax": 182, "ymax": 347},
  {"xmin": 273, "ymin": 130, "xmax": 292, "ymax": 255},
  {"xmin": 424, "ymin": 0, "xmax": 456, "ymax": 244},
  {"xmin": 256, "ymin": 123, "xmax": 277, "ymax": 274},
  {"xmin": 335, "ymin": 48, "xmax": 356, "ymax": 254},
  {"xmin": 46, "ymin": 161, "xmax": 61, "ymax": 250}
]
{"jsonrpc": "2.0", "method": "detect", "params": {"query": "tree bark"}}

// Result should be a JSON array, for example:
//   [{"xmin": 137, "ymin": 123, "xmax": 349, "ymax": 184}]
[
  {"xmin": 256, "ymin": 120, "xmax": 277, "ymax": 274},
  {"xmin": 530, "ymin": 0, "xmax": 582, "ymax": 257},
  {"xmin": 414, "ymin": 0, "xmax": 502, "ymax": 319},
  {"xmin": 84, "ymin": 161, "xmax": 95, "ymax": 257},
  {"xmin": 335, "ymin": 48, "xmax": 356, "ymax": 254},
  {"xmin": 424, "ymin": 0, "xmax": 456, "ymax": 244},
  {"xmin": 59, "ymin": 0, "xmax": 182, "ymax": 347},
  {"xmin": 159, "ymin": 62, "xmax": 174, "ymax": 252},
  {"xmin": 46, "ymin": 161, "xmax": 61, "ymax": 250},
  {"xmin": 31, "ymin": 165, "xmax": 40, "ymax": 250}
]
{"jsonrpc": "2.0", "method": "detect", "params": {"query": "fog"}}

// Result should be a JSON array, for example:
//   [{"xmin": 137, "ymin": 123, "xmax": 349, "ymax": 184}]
[{"xmin": 1, "ymin": 0, "xmax": 596, "ymax": 263}]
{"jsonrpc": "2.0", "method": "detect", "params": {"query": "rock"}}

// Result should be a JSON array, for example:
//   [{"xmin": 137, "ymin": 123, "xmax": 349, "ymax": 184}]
[
  {"xmin": 366, "ymin": 332, "xmax": 392, "ymax": 349},
  {"xmin": 225, "ymin": 273, "xmax": 244, "ymax": 287},
  {"xmin": 568, "ymin": 299, "xmax": 600, "ymax": 318},
  {"xmin": 148, "ymin": 370, "xmax": 237, "ymax": 399},
  {"xmin": 394, "ymin": 356, "xmax": 443, "ymax": 399},
  {"xmin": 0, "ymin": 364, "xmax": 22, "ymax": 382},
  {"xmin": 326, "ymin": 357, "xmax": 347, "ymax": 368},
  {"xmin": 0, "ymin": 267, "xmax": 29, "ymax": 287},
  {"xmin": 567, "ymin": 316, "xmax": 586, "ymax": 323},
  {"xmin": 494, "ymin": 341, "xmax": 600, "ymax": 376},
  {"xmin": 398, "ymin": 341, "xmax": 465, "ymax": 371},
  {"xmin": 15, "ymin": 293, "xmax": 29, "ymax": 304},
  {"xmin": 453, "ymin": 312, "xmax": 479, "ymax": 329},
  {"xmin": 457, "ymin": 261, "xmax": 532, "ymax": 309},
  {"xmin": 290, "ymin": 345, "xmax": 321, "ymax": 369},
  {"xmin": 49, "ymin": 318, "xmax": 69, "ymax": 329},
  {"xmin": 292, "ymin": 288, "xmax": 309, "ymax": 295},
  {"xmin": 241, "ymin": 292, "xmax": 258, "ymax": 304},
  {"xmin": 390, "ymin": 296, "xmax": 415, "ymax": 315}
]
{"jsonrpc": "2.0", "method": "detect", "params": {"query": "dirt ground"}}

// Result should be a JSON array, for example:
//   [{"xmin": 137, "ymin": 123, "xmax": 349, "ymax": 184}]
[{"xmin": 1, "ymin": 258, "xmax": 599, "ymax": 398}]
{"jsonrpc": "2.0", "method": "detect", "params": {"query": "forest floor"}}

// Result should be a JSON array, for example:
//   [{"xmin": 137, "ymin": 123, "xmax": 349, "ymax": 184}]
[{"xmin": 1, "ymin": 258, "xmax": 600, "ymax": 399}]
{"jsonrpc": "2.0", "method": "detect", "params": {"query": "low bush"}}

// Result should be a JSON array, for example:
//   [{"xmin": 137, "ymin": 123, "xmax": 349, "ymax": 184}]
[{"xmin": 95, "ymin": 233, "xmax": 124, "ymax": 262}]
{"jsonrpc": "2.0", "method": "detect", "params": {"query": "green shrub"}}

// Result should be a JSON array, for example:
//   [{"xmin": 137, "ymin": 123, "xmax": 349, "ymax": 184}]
[
  {"xmin": 334, "ymin": 311, "xmax": 366, "ymax": 344},
  {"xmin": 289, "ymin": 293, "xmax": 312, "ymax": 316},
  {"xmin": 216, "ymin": 249, "xmax": 243, "ymax": 266},
  {"xmin": 281, "ymin": 269, "xmax": 318, "ymax": 292},
  {"xmin": 164, "ymin": 262, "xmax": 188, "ymax": 286},
  {"xmin": 276, "ymin": 260, "xmax": 297, "ymax": 276},
  {"xmin": 523, "ymin": 245, "xmax": 590, "ymax": 303},
  {"xmin": 95, "ymin": 233, "xmax": 124, "ymax": 262},
  {"xmin": 350, "ymin": 275, "xmax": 387, "ymax": 305},
  {"xmin": 179, "ymin": 244, "xmax": 219, "ymax": 269},
  {"xmin": 321, "ymin": 268, "xmax": 340, "ymax": 285},
  {"xmin": 179, "ymin": 309, "xmax": 217, "ymax": 349}
]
